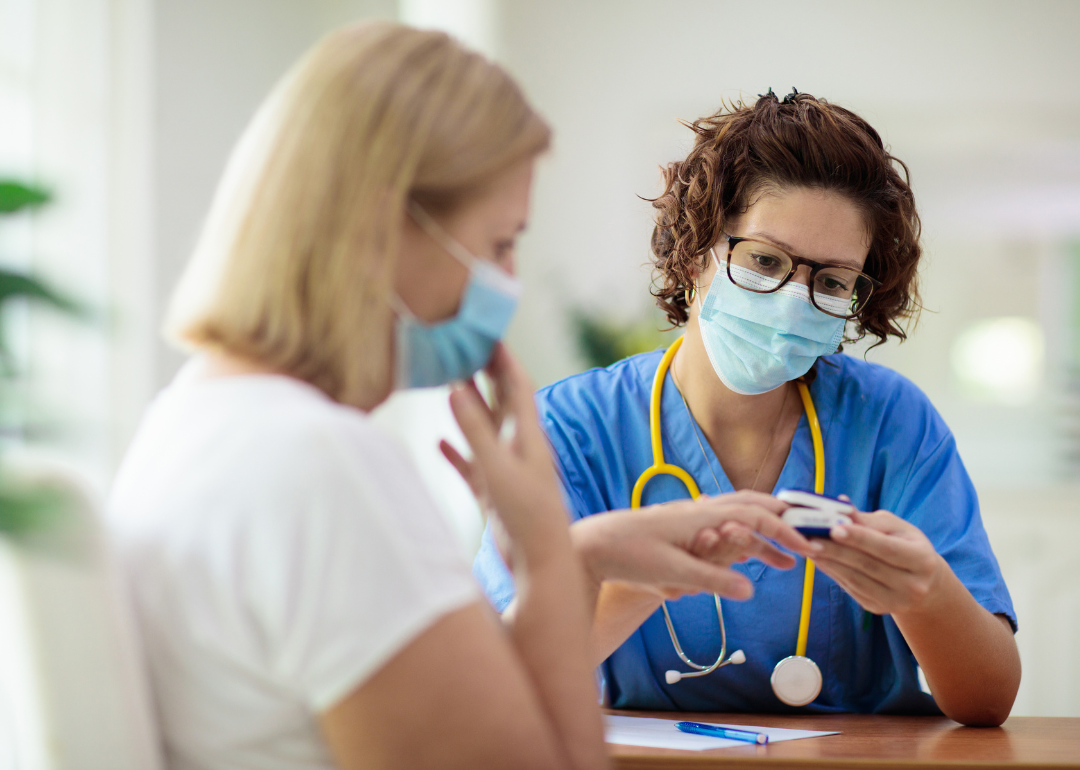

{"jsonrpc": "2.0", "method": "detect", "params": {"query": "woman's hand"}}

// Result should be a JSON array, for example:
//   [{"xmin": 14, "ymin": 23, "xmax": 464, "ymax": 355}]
[
  {"xmin": 441, "ymin": 344, "xmax": 569, "ymax": 573},
  {"xmin": 572, "ymin": 490, "xmax": 821, "ymax": 602},
  {"xmin": 811, "ymin": 509, "xmax": 948, "ymax": 615}
]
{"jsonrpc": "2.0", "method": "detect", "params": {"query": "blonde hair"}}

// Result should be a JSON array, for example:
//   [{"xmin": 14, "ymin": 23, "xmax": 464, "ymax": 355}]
[{"xmin": 166, "ymin": 22, "xmax": 551, "ymax": 407}]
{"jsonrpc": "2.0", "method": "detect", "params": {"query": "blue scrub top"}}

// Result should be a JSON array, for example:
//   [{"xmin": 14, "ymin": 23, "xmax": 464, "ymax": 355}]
[{"xmin": 473, "ymin": 349, "xmax": 1016, "ymax": 715}]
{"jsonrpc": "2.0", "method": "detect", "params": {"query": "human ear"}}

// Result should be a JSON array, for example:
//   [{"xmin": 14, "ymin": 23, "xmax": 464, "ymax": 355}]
[{"xmin": 696, "ymin": 246, "xmax": 721, "ymax": 283}]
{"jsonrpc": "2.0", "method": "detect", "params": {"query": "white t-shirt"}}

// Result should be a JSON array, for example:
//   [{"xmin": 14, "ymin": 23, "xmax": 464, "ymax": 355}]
[{"xmin": 107, "ymin": 363, "xmax": 478, "ymax": 770}]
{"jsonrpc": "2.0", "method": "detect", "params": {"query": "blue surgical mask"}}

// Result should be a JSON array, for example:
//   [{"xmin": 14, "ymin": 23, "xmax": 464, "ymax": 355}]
[
  {"xmin": 696, "ymin": 251, "xmax": 846, "ymax": 395},
  {"xmin": 394, "ymin": 204, "xmax": 521, "ymax": 389}
]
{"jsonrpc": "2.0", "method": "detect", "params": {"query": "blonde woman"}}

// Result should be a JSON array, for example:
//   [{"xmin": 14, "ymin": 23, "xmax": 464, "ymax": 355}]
[{"xmin": 108, "ymin": 23, "xmax": 816, "ymax": 770}]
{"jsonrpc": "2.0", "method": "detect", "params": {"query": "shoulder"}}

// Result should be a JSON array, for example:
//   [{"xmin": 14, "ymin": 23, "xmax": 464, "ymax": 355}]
[
  {"xmin": 820, "ymin": 353, "xmax": 939, "ymax": 418},
  {"xmin": 530, "ymin": 351, "xmax": 663, "ymax": 515},
  {"xmin": 232, "ymin": 386, "xmax": 429, "ymax": 532},
  {"xmin": 817, "ymin": 353, "xmax": 954, "ymax": 459},
  {"xmin": 258, "ymin": 387, "xmax": 396, "ymax": 473},
  {"xmin": 207, "ymin": 380, "xmax": 410, "ymax": 501},
  {"xmin": 229, "ymin": 377, "xmax": 405, "ymax": 472},
  {"xmin": 536, "ymin": 349, "xmax": 663, "ymax": 421},
  {"xmin": 111, "ymin": 375, "xmax": 425, "ymax": 539}
]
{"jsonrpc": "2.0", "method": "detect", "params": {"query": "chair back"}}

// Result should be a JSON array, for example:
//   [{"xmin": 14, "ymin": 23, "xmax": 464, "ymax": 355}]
[{"xmin": 0, "ymin": 460, "xmax": 164, "ymax": 770}]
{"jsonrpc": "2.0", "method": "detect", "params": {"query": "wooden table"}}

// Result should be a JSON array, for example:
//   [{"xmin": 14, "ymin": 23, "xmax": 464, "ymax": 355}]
[{"xmin": 606, "ymin": 711, "xmax": 1080, "ymax": 769}]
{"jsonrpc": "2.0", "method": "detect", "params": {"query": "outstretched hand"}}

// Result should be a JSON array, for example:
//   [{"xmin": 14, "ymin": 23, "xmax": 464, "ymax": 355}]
[{"xmin": 572, "ymin": 490, "xmax": 821, "ymax": 602}]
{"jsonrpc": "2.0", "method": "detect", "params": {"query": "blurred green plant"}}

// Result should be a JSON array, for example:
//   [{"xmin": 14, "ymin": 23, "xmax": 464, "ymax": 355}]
[
  {"xmin": 0, "ymin": 179, "xmax": 85, "ymax": 536},
  {"xmin": 570, "ymin": 309, "xmax": 676, "ymax": 370}
]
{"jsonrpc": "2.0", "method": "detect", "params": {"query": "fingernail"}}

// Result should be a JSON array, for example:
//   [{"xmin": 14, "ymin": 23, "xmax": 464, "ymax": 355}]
[
  {"xmin": 831, "ymin": 526, "xmax": 848, "ymax": 540},
  {"xmin": 809, "ymin": 540, "xmax": 824, "ymax": 552}
]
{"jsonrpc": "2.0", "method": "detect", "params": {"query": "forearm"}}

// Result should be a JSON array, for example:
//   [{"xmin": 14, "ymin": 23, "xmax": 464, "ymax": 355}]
[
  {"xmin": 512, "ymin": 578, "xmax": 660, "ymax": 668},
  {"xmin": 893, "ymin": 560, "xmax": 1020, "ymax": 726},
  {"xmin": 568, "ymin": 521, "xmax": 662, "ymax": 666},
  {"xmin": 506, "ymin": 573, "xmax": 660, "ymax": 667},
  {"xmin": 507, "ymin": 545, "xmax": 609, "ymax": 770},
  {"xmin": 591, "ymin": 582, "xmax": 662, "ymax": 666}
]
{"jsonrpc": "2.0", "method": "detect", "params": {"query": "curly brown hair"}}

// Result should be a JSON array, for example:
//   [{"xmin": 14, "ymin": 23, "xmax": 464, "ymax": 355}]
[{"xmin": 649, "ymin": 89, "xmax": 921, "ymax": 347}]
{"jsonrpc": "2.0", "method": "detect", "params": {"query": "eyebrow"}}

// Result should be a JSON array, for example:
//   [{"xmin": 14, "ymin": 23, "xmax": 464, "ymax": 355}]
[{"xmin": 749, "ymin": 230, "xmax": 865, "ymax": 270}]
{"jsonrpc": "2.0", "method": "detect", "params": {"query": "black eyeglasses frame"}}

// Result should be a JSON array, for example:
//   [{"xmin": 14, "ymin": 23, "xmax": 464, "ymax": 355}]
[{"xmin": 718, "ymin": 233, "xmax": 882, "ymax": 320}]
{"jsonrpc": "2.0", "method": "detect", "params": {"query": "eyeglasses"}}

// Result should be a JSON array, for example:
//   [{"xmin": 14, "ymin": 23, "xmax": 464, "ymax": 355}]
[{"xmin": 716, "ymin": 234, "xmax": 881, "ymax": 320}]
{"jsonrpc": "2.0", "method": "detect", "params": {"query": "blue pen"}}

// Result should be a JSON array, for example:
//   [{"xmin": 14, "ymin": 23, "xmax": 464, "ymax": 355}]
[{"xmin": 675, "ymin": 721, "xmax": 769, "ymax": 745}]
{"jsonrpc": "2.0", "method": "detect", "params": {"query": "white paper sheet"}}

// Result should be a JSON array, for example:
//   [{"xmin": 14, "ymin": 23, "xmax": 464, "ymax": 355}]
[{"xmin": 604, "ymin": 715, "xmax": 839, "ymax": 751}]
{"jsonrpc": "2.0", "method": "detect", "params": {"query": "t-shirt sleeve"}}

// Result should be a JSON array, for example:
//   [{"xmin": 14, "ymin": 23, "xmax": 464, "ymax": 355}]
[
  {"xmin": 878, "ymin": 389, "xmax": 1017, "ymax": 632},
  {"xmin": 241, "ymin": 420, "xmax": 479, "ymax": 712}
]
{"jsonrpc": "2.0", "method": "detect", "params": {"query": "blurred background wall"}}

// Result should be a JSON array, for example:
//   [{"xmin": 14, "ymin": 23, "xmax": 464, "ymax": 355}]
[{"xmin": 1, "ymin": 0, "xmax": 1078, "ymax": 718}]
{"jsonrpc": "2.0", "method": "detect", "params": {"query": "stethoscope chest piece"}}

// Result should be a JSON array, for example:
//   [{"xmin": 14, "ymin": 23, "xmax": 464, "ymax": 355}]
[{"xmin": 771, "ymin": 655, "xmax": 822, "ymax": 707}]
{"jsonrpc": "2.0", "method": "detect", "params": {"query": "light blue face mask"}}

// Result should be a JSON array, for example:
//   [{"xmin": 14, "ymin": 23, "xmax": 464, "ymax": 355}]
[
  {"xmin": 394, "ymin": 203, "xmax": 522, "ymax": 389},
  {"xmin": 697, "ymin": 250, "xmax": 847, "ymax": 395}
]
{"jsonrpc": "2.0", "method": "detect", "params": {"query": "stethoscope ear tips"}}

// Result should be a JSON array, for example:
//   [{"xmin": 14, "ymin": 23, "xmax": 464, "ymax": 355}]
[{"xmin": 665, "ymin": 650, "xmax": 747, "ymax": 685}]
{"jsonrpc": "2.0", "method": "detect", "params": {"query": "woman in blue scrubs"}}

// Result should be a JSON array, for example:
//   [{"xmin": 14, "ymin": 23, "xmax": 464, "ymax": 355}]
[{"xmin": 474, "ymin": 90, "xmax": 1020, "ymax": 726}]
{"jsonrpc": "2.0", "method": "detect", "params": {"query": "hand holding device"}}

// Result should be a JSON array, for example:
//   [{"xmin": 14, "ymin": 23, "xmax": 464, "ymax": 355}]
[{"xmin": 810, "ymin": 507, "xmax": 949, "ymax": 616}]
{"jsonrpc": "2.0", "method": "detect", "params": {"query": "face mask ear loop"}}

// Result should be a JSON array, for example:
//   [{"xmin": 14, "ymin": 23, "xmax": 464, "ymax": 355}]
[
  {"xmin": 694, "ymin": 247, "xmax": 725, "ymax": 313},
  {"xmin": 406, "ymin": 201, "xmax": 479, "ymax": 271},
  {"xmin": 388, "ymin": 293, "xmax": 417, "ymax": 322}
]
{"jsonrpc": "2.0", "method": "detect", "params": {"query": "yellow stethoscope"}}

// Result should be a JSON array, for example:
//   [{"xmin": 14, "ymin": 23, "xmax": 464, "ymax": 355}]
[{"xmin": 631, "ymin": 334, "xmax": 825, "ymax": 707}]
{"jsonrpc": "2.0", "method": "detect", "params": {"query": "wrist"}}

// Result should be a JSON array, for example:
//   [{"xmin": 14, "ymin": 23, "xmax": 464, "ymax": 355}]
[
  {"xmin": 569, "ymin": 520, "xmax": 668, "ymax": 610},
  {"xmin": 506, "ymin": 504, "xmax": 576, "ymax": 577},
  {"xmin": 568, "ymin": 516, "xmax": 609, "ymax": 591},
  {"xmin": 511, "ymin": 537, "xmax": 591, "ymax": 615},
  {"xmin": 893, "ymin": 554, "xmax": 958, "ymax": 624}
]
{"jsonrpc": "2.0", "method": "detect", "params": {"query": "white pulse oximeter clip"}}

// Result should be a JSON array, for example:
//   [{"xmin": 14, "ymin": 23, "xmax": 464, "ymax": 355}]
[{"xmin": 777, "ymin": 489, "xmax": 855, "ymax": 538}]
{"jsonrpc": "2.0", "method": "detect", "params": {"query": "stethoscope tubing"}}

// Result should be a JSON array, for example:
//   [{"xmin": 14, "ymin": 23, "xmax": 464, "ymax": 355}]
[
  {"xmin": 661, "ymin": 594, "xmax": 726, "ymax": 674},
  {"xmin": 633, "ymin": 335, "xmax": 824, "ymax": 699}
]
